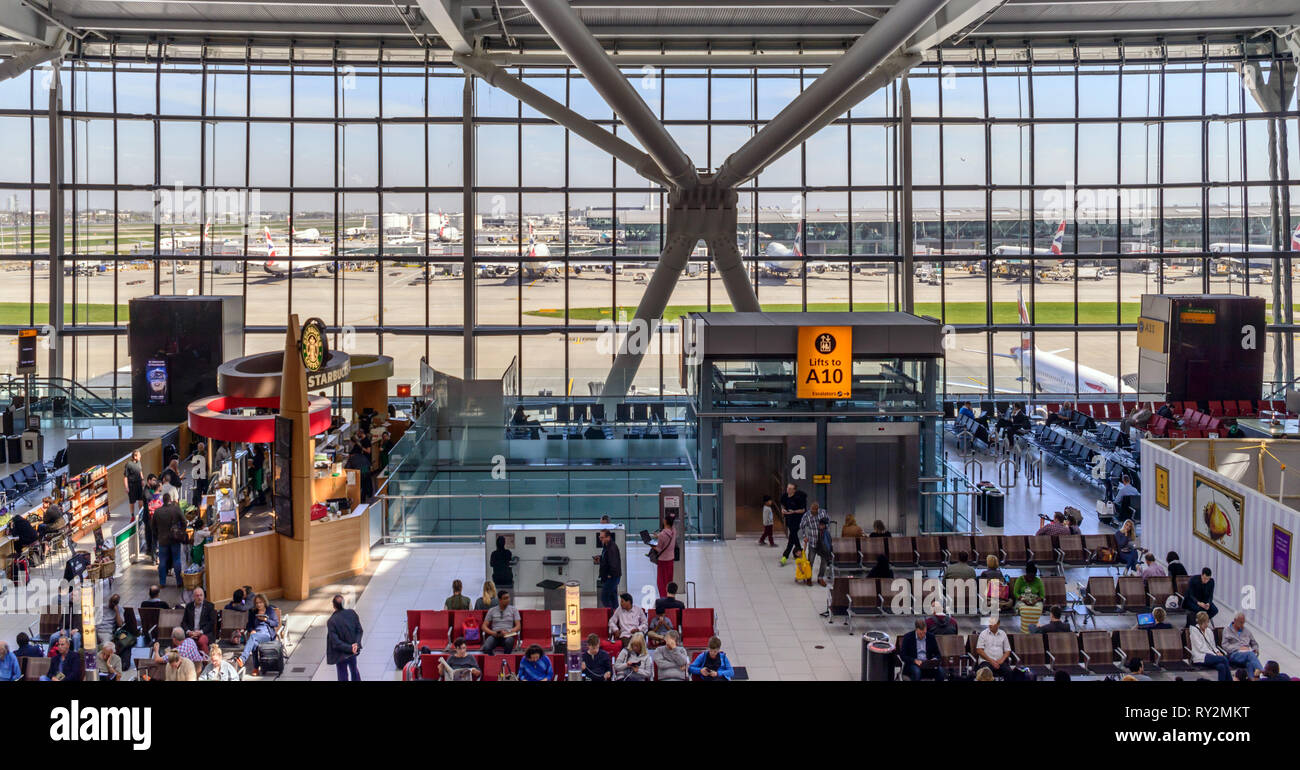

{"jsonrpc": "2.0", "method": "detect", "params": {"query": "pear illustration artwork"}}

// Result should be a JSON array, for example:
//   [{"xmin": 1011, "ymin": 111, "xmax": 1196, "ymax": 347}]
[{"xmin": 1202, "ymin": 500, "xmax": 1233, "ymax": 542}]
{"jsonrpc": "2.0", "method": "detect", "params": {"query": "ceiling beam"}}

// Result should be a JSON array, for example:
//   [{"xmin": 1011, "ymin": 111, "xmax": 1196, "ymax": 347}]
[
  {"xmin": 415, "ymin": 0, "xmax": 472, "ymax": 53},
  {"xmin": 0, "ymin": 1, "xmax": 55, "ymax": 45}
]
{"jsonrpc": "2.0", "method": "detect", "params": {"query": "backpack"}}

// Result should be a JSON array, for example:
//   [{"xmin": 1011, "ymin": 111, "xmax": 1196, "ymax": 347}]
[
  {"xmin": 462, "ymin": 616, "xmax": 481, "ymax": 642},
  {"xmin": 497, "ymin": 658, "xmax": 518, "ymax": 681}
]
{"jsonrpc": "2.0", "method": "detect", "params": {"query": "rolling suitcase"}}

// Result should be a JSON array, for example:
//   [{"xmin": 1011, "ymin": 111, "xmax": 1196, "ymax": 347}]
[{"xmin": 255, "ymin": 639, "xmax": 285, "ymax": 674}]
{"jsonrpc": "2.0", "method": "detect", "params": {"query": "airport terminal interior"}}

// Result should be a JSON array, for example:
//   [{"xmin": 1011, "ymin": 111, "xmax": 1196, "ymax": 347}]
[{"xmin": 2, "ymin": 0, "xmax": 1300, "ymax": 683}]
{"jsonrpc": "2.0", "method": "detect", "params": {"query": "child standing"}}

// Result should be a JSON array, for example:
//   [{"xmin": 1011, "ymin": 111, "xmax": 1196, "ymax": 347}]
[
  {"xmin": 759, "ymin": 495, "xmax": 776, "ymax": 546},
  {"xmin": 793, "ymin": 547, "xmax": 813, "ymax": 585}
]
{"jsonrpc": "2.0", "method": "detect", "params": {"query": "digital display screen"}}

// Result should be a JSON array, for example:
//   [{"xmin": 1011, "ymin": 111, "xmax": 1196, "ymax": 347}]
[
  {"xmin": 145, "ymin": 359, "xmax": 169, "ymax": 404},
  {"xmin": 17, "ymin": 329, "xmax": 37, "ymax": 374}
]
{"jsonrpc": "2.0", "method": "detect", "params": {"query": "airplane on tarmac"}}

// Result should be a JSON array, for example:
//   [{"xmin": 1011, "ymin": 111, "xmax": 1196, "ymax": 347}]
[
  {"xmin": 1208, "ymin": 223, "xmax": 1300, "ymax": 278},
  {"xmin": 759, "ymin": 223, "xmax": 828, "ymax": 276},
  {"xmin": 263, "ymin": 227, "xmax": 335, "ymax": 277},
  {"xmin": 287, "ymin": 215, "xmax": 322, "ymax": 242},
  {"xmin": 950, "ymin": 287, "xmax": 1135, "ymax": 395},
  {"xmin": 991, "ymin": 220, "xmax": 1066, "ymax": 278}
]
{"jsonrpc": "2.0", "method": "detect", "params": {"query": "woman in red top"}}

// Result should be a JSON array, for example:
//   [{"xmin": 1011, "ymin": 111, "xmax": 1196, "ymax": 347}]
[{"xmin": 655, "ymin": 513, "xmax": 677, "ymax": 600}]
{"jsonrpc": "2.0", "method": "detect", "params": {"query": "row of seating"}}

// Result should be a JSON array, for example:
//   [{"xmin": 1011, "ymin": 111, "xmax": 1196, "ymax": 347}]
[
  {"xmin": 405, "ymin": 606, "xmax": 718, "ymax": 653},
  {"xmin": 945, "ymin": 399, "xmax": 1288, "ymax": 424},
  {"xmin": 1084, "ymin": 574, "xmax": 1191, "ymax": 614},
  {"xmin": 949, "ymin": 413, "xmax": 990, "ymax": 446},
  {"xmin": 410, "ymin": 649, "xmax": 715, "ymax": 681},
  {"xmin": 1031, "ymin": 425, "xmax": 1098, "ymax": 470},
  {"xmin": 33, "ymin": 604, "xmax": 280, "ymax": 652},
  {"xmin": 918, "ymin": 628, "xmax": 1225, "ymax": 678},
  {"xmin": 2, "ymin": 459, "xmax": 53, "ymax": 501},
  {"xmin": 829, "ymin": 533, "xmax": 1123, "ymax": 575}
]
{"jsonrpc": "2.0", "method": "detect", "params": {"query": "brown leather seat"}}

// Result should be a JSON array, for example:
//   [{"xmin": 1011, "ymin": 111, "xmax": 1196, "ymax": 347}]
[
  {"xmin": 1116, "ymin": 576, "xmax": 1148, "ymax": 612},
  {"xmin": 1084, "ymin": 534, "xmax": 1116, "ymax": 564},
  {"xmin": 1146, "ymin": 577, "xmax": 1176, "ymax": 609},
  {"xmin": 1057, "ymin": 535, "xmax": 1090, "ymax": 567},
  {"xmin": 1116, "ymin": 629, "xmax": 1157, "ymax": 670},
  {"xmin": 914, "ymin": 536, "xmax": 945, "ymax": 569},
  {"xmin": 1008, "ymin": 632, "xmax": 1053, "ymax": 678},
  {"xmin": 942, "ymin": 535, "xmax": 974, "ymax": 563},
  {"xmin": 973, "ymin": 535, "xmax": 1002, "ymax": 564},
  {"xmin": 1041, "ymin": 576, "xmax": 1068, "ymax": 608},
  {"xmin": 1002, "ymin": 536, "xmax": 1029, "ymax": 568},
  {"xmin": 1046, "ymin": 632, "xmax": 1085, "ymax": 673},
  {"xmin": 830, "ymin": 538, "xmax": 861, "ymax": 571},
  {"xmin": 861, "ymin": 537, "xmax": 887, "ymax": 565},
  {"xmin": 878, "ymin": 577, "xmax": 912, "ymax": 615},
  {"xmin": 846, "ymin": 578, "xmax": 880, "ymax": 615},
  {"xmin": 1151, "ymin": 628, "xmax": 1196, "ymax": 671},
  {"xmin": 887, "ymin": 536, "xmax": 917, "ymax": 569},
  {"xmin": 1086, "ymin": 576, "xmax": 1121, "ymax": 613},
  {"xmin": 935, "ymin": 632, "xmax": 971, "ymax": 676},
  {"xmin": 1025, "ymin": 535, "xmax": 1054, "ymax": 565},
  {"xmin": 1080, "ymin": 630, "xmax": 1123, "ymax": 675}
]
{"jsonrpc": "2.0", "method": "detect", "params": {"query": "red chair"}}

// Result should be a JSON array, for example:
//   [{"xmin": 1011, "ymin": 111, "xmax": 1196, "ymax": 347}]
[
  {"xmin": 519, "ymin": 609, "xmax": 552, "ymax": 650},
  {"xmin": 681, "ymin": 608, "xmax": 715, "ymax": 649},
  {"xmin": 1181, "ymin": 407, "xmax": 1196, "ymax": 425},
  {"xmin": 579, "ymin": 607, "xmax": 611, "ymax": 641},
  {"xmin": 417, "ymin": 610, "xmax": 451, "ymax": 650},
  {"xmin": 1208, "ymin": 400, "xmax": 1223, "ymax": 416},
  {"xmin": 406, "ymin": 610, "xmax": 423, "ymax": 640},
  {"xmin": 419, "ymin": 653, "xmax": 446, "ymax": 680},
  {"xmin": 1238, "ymin": 400, "xmax": 1256, "ymax": 417},
  {"xmin": 450, "ymin": 610, "xmax": 486, "ymax": 649},
  {"xmin": 481, "ymin": 653, "xmax": 516, "ymax": 681},
  {"xmin": 547, "ymin": 653, "xmax": 567, "ymax": 680},
  {"xmin": 1104, "ymin": 403, "xmax": 1121, "ymax": 420},
  {"xmin": 1223, "ymin": 401, "xmax": 1239, "ymax": 417}
]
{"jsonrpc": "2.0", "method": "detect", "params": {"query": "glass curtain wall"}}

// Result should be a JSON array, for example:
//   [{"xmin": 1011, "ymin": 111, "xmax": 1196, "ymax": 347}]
[{"xmin": 0, "ymin": 40, "xmax": 1296, "ymax": 400}]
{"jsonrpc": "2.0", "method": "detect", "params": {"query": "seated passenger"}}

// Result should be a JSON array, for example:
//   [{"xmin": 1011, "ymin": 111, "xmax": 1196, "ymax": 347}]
[
  {"xmin": 958, "ymin": 401, "xmax": 975, "ymax": 420},
  {"xmin": 1182, "ymin": 568, "xmax": 1218, "ymax": 625},
  {"xmin": 163, "ymin": 650, "xmax": 197, "ymax": 681},
  {"xmin": 1165, "ymin": 551, "xmax": 1188, "ymax": 579},
  {"xmin": 840, "ymin": 514, "xmax": 864, "ymax": 538},
  {"xmin": 140, "ymin": 584, "xmax": 171, "ymax": 610},
  {"xmin": 154, "ymin": 627, "xmax": 205, "ymax": 667},
  {"xmin": 42, "ymin": 635, "xmax": 83, "ymax": 682},
  {"xmin": 653, "ymin": 582, "xmax": 686, "ymax": 616},
  {"xmin": 198, "ymin": 644, "xmax": 241, "ymax": 681},
  {"xmin": 1262, "ymin": 661, "xmax": 1292, "ymax": 682},
  {"xmin": 646, "ymin": 610, "xmax": 676, "ymax": 646},
  {"xmin": 1114, "ymin": 519, "xmax": 1141, "ymax": 573},
  {"xmin": 607, "ymin": 593, "xmax": 647, "ymax": 646},
  {"xmin": 899, "ymin": 619, "xmax": 945, "ymax": 682},
  {"xmin": 579, "ymin": 634, "xmax": 612, "ymax": 681},
  {"xmin": 1126, "ymin": 657, "xmax": 1153, "ymax": 681},
  {"xmin": 869, "ymin": 520, "xmax": 891, "ymax": 538},
  {"xmin": 1032, "ymin": 605, "xmax": 1072, "ymax": 635},
  {"xmin": 653, "ymin": 630, "xmax": 690, "ymax": 682},
  {"xmin": 865, "ymin": 554, "xmax": 893, "ymax": 580},
  {"xmin": 1188, "ymin": 611, "xmax": 1229, "ymax": 681},
  {"xmin": 1145, "ymin": 607, "xmax": 1172, "ymax": 630},
  {"xmin": 225, "ymin": 587, "xmax": 252, "ymax": 613},
  {"xmin": 925, "ymin": 601, "xmax": 959, "ymax": 636},
  {"xmin": 13, "ymin": 633, "xmax": 43, "ymax": 658},
  {"xmin": 1011, "ymin": 561, "xmax": 1045, "ymax": 605},
  {"xmin": 236, "ymin": 593, "xmax": 280, "ymax": 673},
  {"xmin": 481, "ymin": 590, "xmax": 521, "ymax": 656},
  {"xmin": 6, "ymin": 513, "xmax": 39, "ymax": 555},
  {"xmin": 518, "ymin": 644, "xmax": 554, "ymax": 682},
  {"xmin": 974, "ymin": 617, "xmax": 1013, "ymax": 679},
  {"xmin": 1220, "ymin": 613, "xmax": 1264, "ymax": 679},
  {"xmin": 942, "ymin": 551, "xmax": 976, "ymax": 582},
  {"xmin": 443, "ymin": 579, "xmax": 471, "ymax": 611},
  {"xmin": 0, "ymin": 642, "xmax": 18, "ymax": 682},
  {"xmin": 689, "ymin": 636, "xmax": 734, "ymax": 681},
  {"xmin": 1139, "ymin": 552, "xmax": 1167, "ymax": 578},
  {"xmin": 439, "ymin": 638, "xmax": 482, "ymax": 680},
  {"xmin": 614, "ymin": 633, "xmax": 654, "ymax": 681},
  {"xmin": 1035, "ymin": 512, "xmax": 1072, "ymax": 537}
]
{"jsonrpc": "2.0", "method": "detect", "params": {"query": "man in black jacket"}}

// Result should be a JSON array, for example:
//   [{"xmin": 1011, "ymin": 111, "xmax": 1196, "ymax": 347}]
[
  {"xmin": 1184, "ymin": 567, "xmax": 1218, "ymax": 626},
  {"xmin": 181, "ymin": 586, "xmax": 216, "ymax": 654},
  {"xmin": 597, "ymin": 529, "xmax": 621, "ymax": 610},
  {"xmin": 140, "ymin": 584, "xmax": 170, "ymax": 610},
  {"xmin": 1031, "ymin": 605, "xmax": 1073, "ymax": 634},
  {"xmin": 899, "ymin": 619, "xmax": 945, "ymax": 681},
  {"xmin": 151, "ymin": 493, "xmax": 184, "ymax": 589},
  {"xmin": 326, "ymin": 594, "xmax": 364, "ymax": 681}
]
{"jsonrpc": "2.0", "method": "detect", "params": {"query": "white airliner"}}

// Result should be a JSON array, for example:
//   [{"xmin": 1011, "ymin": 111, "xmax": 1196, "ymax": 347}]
[
  {"xmin": 287, "ymin": 215, "xmax": 321, "ymax": 242},
  {"xmin": 433, "ymin": 210, "xmax": 460, "ymax": 243},
  {"xmin": 991, "ymin": 220, "xmax": 1066, "ymax": 278},
  {"xmin": 162, "ymin": 221, "xmax": 211, "ymax": 251},
  {"xmin": 263, "ymin": 228, "xmax": 335, "ymax": 277},
  {"xmin": 761, "ymin": 223, "xmax": 807, "ymax": 276},
  {"xmin": 1209, "ymin": 224, "xmax": 1300, "ymax": 276}
]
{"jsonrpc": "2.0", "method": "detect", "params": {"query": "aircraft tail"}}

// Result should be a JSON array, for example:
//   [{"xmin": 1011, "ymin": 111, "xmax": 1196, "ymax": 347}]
[
  {"xmin": 264, "ymin": 228, "xmax": 276, "ymax": 263},
  {"xmin": 1050, "ymin": 220, "xmax": 1066, "ymax": 255},
  {"xmin": 793, "ymin": 222, "xmax": 803, "ymax": 258},
  {"xmin": 1292, "ymin": 223, "xmax": 1300, "ymax": 252}
]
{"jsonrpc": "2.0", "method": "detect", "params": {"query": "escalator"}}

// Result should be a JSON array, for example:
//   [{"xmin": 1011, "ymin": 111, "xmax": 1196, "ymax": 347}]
[{"xmin": 0, "ymin": 376, "xmax": 130, "ymax": 424}]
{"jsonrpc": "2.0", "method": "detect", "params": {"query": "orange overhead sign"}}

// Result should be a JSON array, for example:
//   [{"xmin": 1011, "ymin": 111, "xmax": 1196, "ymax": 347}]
[{"xmin": 796, "ymin": 326, "xmax": 852, "ymax": 399}]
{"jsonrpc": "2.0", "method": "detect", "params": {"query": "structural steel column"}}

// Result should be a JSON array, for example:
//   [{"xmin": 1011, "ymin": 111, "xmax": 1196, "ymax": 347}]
[
  {"xmin": 48, "ymin": 61, "xmax": 63, "ymax": 379},
  {"xmin": 900, "ymin": 75, "xmax": 915, "ymax": 313},
  {"xmin": 462, "ymin": 74, "xmax": 476, "ymax": 380}
]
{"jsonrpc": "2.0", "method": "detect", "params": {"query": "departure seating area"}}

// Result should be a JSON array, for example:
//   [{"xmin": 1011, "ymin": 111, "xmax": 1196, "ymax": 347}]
[
  {"xmin": 828, "ymin": 533, "xmax": 1122, "ymax": 580},
  {"xmin": 506, "ymin": 400, "xmax": 681, "ymax": 441},
  {"xmin": 402, "ymin": 606, "xmax": 720, "ymax": 680},
  {"xmin": 900, "ymin": 627, "xmax": 1229, "ymax": 679}
]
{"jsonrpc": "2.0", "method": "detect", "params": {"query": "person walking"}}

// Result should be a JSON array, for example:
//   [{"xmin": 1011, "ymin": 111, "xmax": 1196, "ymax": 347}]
[
  {"xmin": 151, "ymin": 492, "xmax": 185, "ymax": 588},
  {"xmin": 326, "ymin": 593, "xmax": 364, "ymax": 681},
  {"xmin": 758, "ymin": 495, "xmax": 776, "ymax": 546},
  {"xmin": 779, "ymin": 482, "xmax": 808, "ymax": 566}
]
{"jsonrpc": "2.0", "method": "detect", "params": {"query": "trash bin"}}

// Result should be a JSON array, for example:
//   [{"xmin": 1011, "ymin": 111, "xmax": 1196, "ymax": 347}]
[
  {"xmin": 974, "ymin": 488, "xmax": 988, "ymax": 521},
  {"xmin": 861, "ymin": 631, "xmax": 896, "ymax": 682},
  {"xmin": 536, "ymin": 579, "xmax": 565, "ymax": 611},
  {"xmin": 985, "ymin": 488, "xmax": 1005, "ymax": 528},
  {"xmin": 5, "ymin": 435, "xmax": 20, "ymax": 462},
  {"xmin": 21, "ymin": 430, "xmax": 42, "ymax": 465}
]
